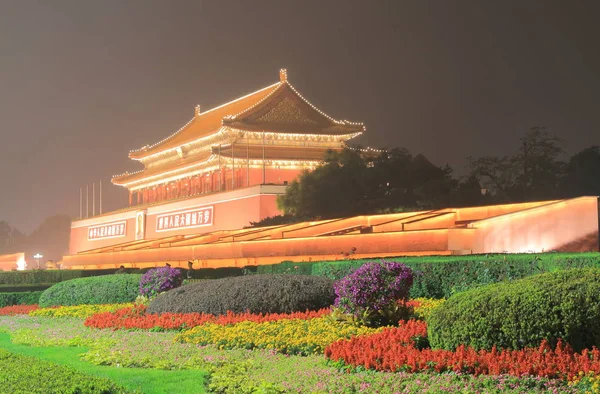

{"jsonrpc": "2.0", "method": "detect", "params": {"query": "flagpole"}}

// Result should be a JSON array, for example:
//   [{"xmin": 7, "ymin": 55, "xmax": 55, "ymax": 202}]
[
  {"xmin": 86, "ymin": 185, "xmax": 89, "ymax": 218},
  {"xmin": 99, "ymin": 180, "xmax": 102, "ymax": 215},
  {"xmin": 92, "ymin": 183, "xmax": 95, "ymax": 216}
]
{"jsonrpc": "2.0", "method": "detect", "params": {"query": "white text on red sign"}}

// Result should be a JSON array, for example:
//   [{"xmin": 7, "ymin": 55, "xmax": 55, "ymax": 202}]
[
  {"xmin": 88, "ymin": 221, "xmax": 127, "ymax": 240},
  {"xmin": 156, "ymin": 206, "xmax": 214, "ymax": 232}
]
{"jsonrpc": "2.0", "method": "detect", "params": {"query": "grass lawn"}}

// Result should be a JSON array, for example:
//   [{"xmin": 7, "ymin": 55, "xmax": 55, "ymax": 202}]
[{"xmin": 0, "ymin": 332, "xmax": 208, "ymax": 394}]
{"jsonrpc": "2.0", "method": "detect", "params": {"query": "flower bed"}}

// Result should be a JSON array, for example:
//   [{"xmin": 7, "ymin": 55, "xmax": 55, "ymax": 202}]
[
  {"xmin": 176, "ymin": 316, "xmax": 381, "ymax": 355},
  {"xmin": 0, "ymin": 313, "xmax": 587, "ymax": 393},
  {"xmin": 83, "ymin": 299, "xmax": 441, "ymax": 332},
  {"xmin": 325, "ymin": 322, "xmax": 600, "ymax": 380},
  {"xmin": 0, "ymin": 304, "xmax": 39, "ymax": 316},
  {"xmin": 30, "ymin": 303, "xmax": 133, "ymax": 319},
  {"xmin": 84, "ymin": 305, "xmax": 331, "ymax": 330}
]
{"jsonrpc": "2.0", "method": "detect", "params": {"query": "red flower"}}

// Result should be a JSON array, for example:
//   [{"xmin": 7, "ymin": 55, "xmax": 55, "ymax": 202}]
[
  {"xmin": 0, "ymin": 304, "xmax": 39, "ymax": 315},
  {"xmin": 84, "ymin": 306, "xmax": 331, "ymax": 331},
  {"xmin": 325, "ymin": 320, "xmax": 600, "ymax": 380}
]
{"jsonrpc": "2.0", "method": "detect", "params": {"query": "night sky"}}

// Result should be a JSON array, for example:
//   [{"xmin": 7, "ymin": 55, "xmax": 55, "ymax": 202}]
[{"xmin": 1, "ymin": 0, "xmax": 599, "ymax": 233}]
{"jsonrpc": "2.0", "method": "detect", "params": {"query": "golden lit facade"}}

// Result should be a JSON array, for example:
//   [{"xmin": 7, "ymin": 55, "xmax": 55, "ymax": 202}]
[
  {"xmin": 63, "ymin": 197, "xmax": 600, "ymax": 270},
  {"xmin": 111, "ymin": 69, "xmax": 365, "ymax": 206}
]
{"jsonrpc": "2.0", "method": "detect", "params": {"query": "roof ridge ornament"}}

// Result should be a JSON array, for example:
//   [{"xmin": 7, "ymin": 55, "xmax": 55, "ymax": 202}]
[
  {"xmin": 279, "ymin": 68, "xmax": 288, "ymax": 83},
  {"xmin": 195, "ymin": 105, "xmax": 201, "ymax": 117}
]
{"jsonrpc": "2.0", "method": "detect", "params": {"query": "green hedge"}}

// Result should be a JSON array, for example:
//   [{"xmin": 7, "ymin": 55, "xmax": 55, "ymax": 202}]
[
  {"xmin": 0, "ymin": 270, "xmax": 86, "ymax": 285},
  {"xmin": 256, "ymin": 252, "xmax": 600, "ymax": 298},
  {"xmin": 0, "ymin": 283, "xmax": 54, "ymax": 292},
  {"xmin": 0, "ymin": 291, "xmax": 43, "ymax": 307},
  {"xmin": 39, "ymin": 274, "xmax": 142, "ymax": 307},
  {"xmin": 0, "ymin": 267, "xmax": 251, "ymax": 285},
  {"xmin": 427, "ymin": 268, "xmax": 600, "ymax": 352},
  {"xmin": 0, "ymin": 348, "xmax": 131, "ymax": 393}
]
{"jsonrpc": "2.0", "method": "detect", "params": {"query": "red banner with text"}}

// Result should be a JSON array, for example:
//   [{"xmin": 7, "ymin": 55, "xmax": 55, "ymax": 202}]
[
  {"xmin": 88, "ymin": 221, "xmax": 127, "ymax": 241},
  {"xmin": 156, "ymin": 206, "xmax": 214, "ymax": 232}
]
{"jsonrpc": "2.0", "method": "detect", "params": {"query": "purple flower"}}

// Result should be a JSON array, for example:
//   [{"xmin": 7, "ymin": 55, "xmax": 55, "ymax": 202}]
[
  {"xmin": 333, "ymin": 260, "xmax": 414, "ymax": 326},
  {"xmin": 139, "ymin": 267, "xmax": 183, "ymax": 297}
]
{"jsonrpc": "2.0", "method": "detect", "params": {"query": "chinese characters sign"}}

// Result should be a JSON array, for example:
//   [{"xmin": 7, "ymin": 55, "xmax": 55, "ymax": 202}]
[
  {"xmin": 88, "ymin": 221, "xmax": 127, "ymax": 241},
  {"xmin": 156, "ymin": 206, "xmax": 214, "ymax": 232}
]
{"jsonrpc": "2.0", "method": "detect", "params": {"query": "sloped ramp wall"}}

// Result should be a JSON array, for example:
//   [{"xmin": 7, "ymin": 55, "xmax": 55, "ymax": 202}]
[{"xmin": 469, "ymin": 197, "xmax": 599, "ymax": 254}]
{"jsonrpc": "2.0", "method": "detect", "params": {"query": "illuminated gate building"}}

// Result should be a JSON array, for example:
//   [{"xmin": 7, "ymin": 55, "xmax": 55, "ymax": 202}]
[{"xmin": 68, "ymin": 70, "xmax": 364, "ymax": 256}]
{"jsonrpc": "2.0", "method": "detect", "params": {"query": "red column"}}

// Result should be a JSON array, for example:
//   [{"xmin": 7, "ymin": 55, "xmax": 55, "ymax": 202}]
[{"xmin": 128, "ymin": 191, "xmax": 133, "ymax": 206}]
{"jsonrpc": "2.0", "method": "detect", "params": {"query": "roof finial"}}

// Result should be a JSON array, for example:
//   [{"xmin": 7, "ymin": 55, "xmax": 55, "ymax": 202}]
[
  {"xmin": 279, "ymin": 69, "xmax": 288, "ymax": 83},
  {"xmin": 195, "ymin": 105, "xmax": 201, "ymax": 117}
]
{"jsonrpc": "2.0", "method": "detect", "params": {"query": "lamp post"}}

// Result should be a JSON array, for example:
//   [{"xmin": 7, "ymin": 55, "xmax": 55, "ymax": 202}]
[{"xmin": 33, "ymin": 253, "xmax": 43, "ymax": 270}]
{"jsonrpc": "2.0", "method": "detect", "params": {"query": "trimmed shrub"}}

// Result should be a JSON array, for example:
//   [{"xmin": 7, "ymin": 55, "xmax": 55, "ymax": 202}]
[
  {"xmin": 334, "ymin": 261, "xmax": 414, "ymax": 327},
  {"xmin": 139, "ymin": 267, "xmax": 183, "ymax": 297},
  {"xmin": 148, "ymin": 274, "xmax": 335, "ymax": 315},
  {"xmin": 0, "ymin": 291, "xmax": 43, "ymax": 307},
  {"xmin": 38, "ymin": 274, "xmax": 142, "ymax": 307},
  {"xmin": 0, "ymin": 270, "xmax": 86, "ymax": 285},
  {"xmin": 188, "ymin": 266, "xmax": 248, "ymax": 280},
  {"xmin": 0, "ymin": 283, "xmax": 53, "ymax": 292},
  {"xmin": 0, "ymin": 348, "xmax": 131, "ymax": 393},
  {"xmin": 427, "ymin": 268, "xmax": 600, "ymax": 352},
  {"xmin": 256, "ymin": 252, "xmax": 600, "ymax": 299}
]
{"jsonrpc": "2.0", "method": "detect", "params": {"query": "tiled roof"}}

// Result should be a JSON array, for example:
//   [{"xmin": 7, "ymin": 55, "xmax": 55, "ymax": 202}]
[{"xmin": 129, "ymin": 82, "xmax": 281, "ymax": 160}]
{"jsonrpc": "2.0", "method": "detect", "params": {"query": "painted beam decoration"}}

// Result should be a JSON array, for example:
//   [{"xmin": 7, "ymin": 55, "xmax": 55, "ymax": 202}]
[
  {"xmin": 88, "ymin": 221, "xmax": 127, "ymax": 241},
  {"xmin": 156, "ymin": 206, "xmax": 214, "ymax": 232}
]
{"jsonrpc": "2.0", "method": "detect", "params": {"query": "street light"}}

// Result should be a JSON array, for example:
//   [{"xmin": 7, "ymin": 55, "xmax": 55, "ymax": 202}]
[{"xmin": 33, "ymin": 253, "xmax": 43, "ymax": 270}]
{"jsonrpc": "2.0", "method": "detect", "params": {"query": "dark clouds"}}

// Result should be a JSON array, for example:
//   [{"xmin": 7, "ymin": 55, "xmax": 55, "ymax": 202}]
[{"xmin": 0, "ymin": 0, "xmax": 598, "ymax": 232}]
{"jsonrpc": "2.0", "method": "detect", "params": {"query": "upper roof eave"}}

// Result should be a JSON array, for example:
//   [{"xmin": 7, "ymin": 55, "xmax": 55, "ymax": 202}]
[
  {"xmin": 124, "ymin": 69, "xmax": 366, "ymax": 161},
  {"xmin": 128, "ymin": 82, "xmax": 282, "ymax": 160}
]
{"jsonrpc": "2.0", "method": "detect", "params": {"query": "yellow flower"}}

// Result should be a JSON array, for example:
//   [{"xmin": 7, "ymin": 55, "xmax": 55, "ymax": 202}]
[
  {"xmin": 175, "ymin": 317, "xmax": 381, "ymax": 356},
  {"xmin": 412, "ymin": 298, "xmax": 445, "ymax": 321},
  {"xmin": 29, "ymin": 303, "xmax": 133, "ymax": 319}
]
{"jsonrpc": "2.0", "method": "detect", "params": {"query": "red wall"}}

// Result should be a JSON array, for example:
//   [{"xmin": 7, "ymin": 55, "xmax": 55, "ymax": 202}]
[
  {"xmin": 70, "ymin": 185, "xmax": 285, "ymax": 254},
  {"xmin": 65, "ymin": 196, "xmax": 600, "ymax": 269}
]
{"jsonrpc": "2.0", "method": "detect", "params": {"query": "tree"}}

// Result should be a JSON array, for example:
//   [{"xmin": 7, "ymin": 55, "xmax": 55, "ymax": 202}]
[
  {"xmin": 560, "ymin": 146, "xmax": 600, "ymax": 198},
  {"xmin": 0, "ymin": 215, "xmax": 72, "ymax": 263},
  {"xmin": 278, "ymin": 149, "xmax": 371, "ymax": 219},
  {"xmin": 468, "ymin": 127, "xmax": 565, "ymax": 202},
  {"xmin": 515, "ymin": 126, "xmax": 565, "ymax": 200},
  {"xmin": 277, "ymin": 147, "xmax": 458, "ymax": 219},
  {"xmin": 0, "ymin": 221, "xmax": 10, "ymax": 250},
  {"xmin": 26, "ymin": 214, "xmax": 71, "ymax": 262},
  {"xmin": 451, "ymin": 174, "xmax": 488, "ymax": 207},
  {"xmin": 468, "ymin": 155, "xmax": 519, "ymax": 202}
]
